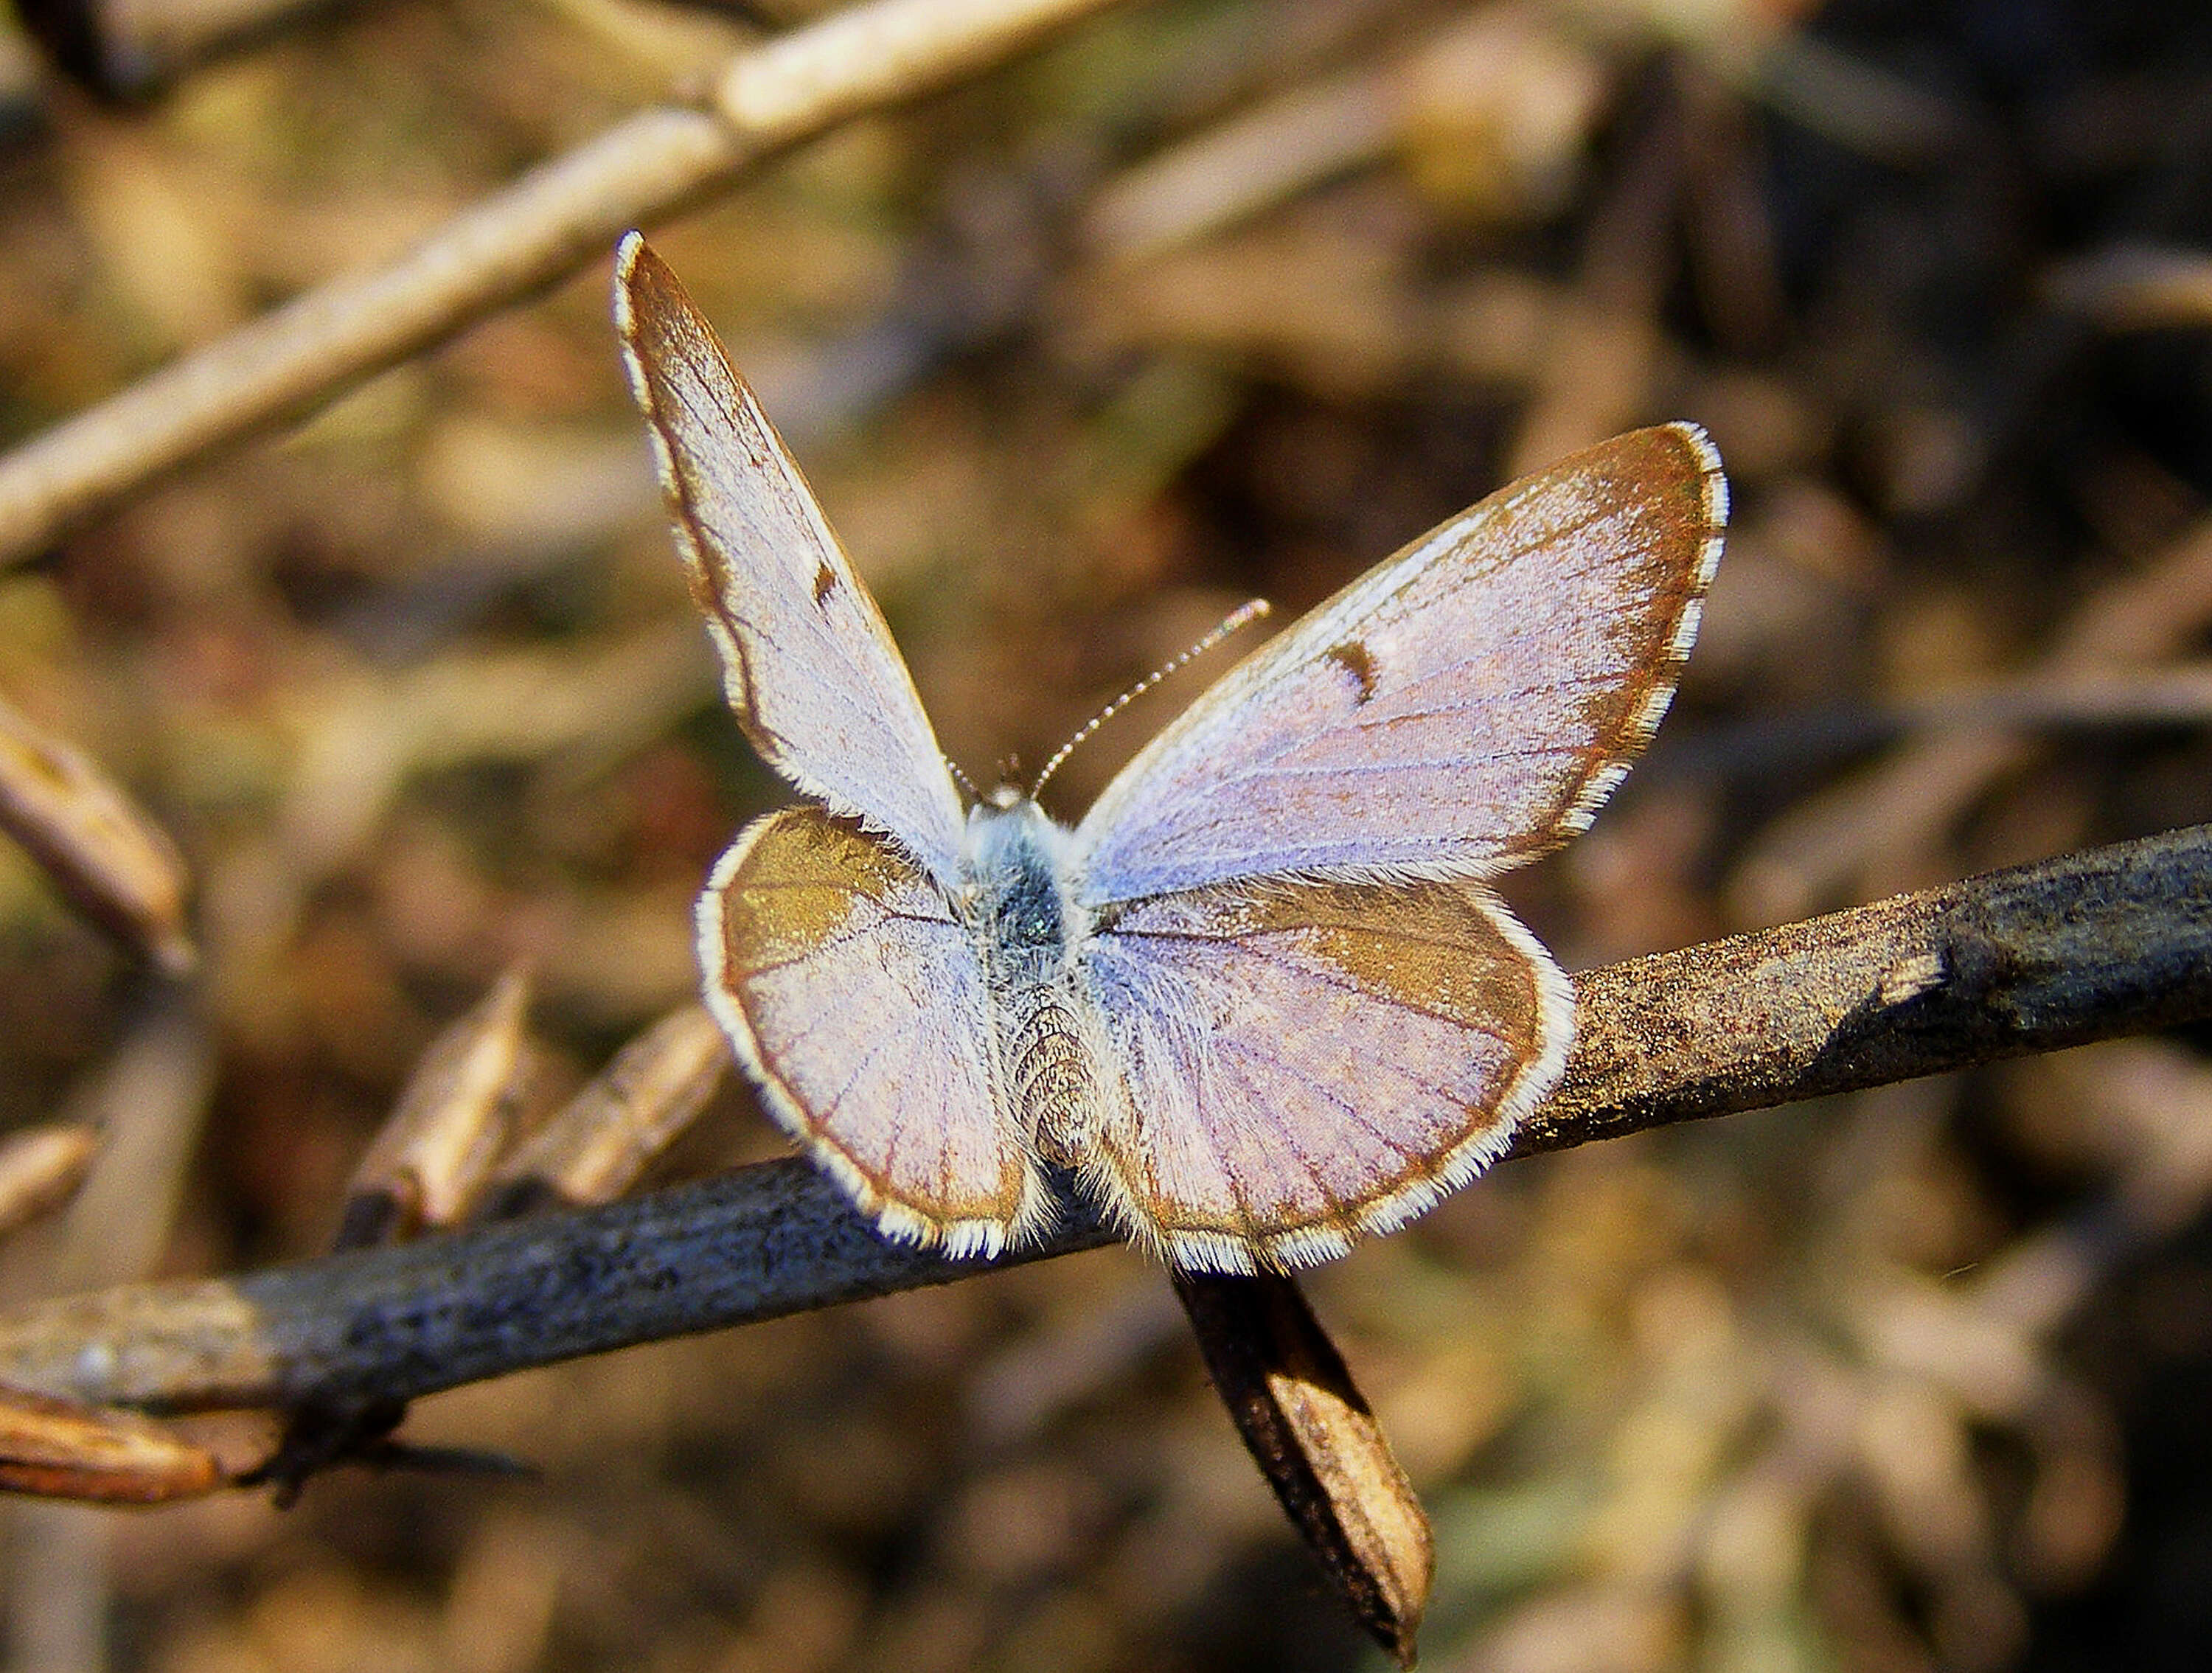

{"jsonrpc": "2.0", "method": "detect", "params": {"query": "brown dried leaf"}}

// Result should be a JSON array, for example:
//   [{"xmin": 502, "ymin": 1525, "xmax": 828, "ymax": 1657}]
[
  {"xmin": 1174, "ymin": 1271, "xmax": 1433, "ymax": 1666},
  {"xmin": 0, "ymin": 689, "xmax": 195, "ymax": 975},
  {"xmin": 337, "ymin": 965, "xmax": 533, "ymax": 1248},
  {"xmin": 0, "ymin": 1383, "xmax": 223, "ymax": 1503},
  {"xmin": 479, "ymin": 1004, "xmax": 728, "ymax": 1217}
]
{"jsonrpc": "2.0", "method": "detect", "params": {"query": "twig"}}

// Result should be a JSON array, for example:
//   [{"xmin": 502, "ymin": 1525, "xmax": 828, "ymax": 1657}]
[
  {"xmin": 1729, "ymin": 509, "xmax": 2212, "ymax": 922},
  {"xmin": 1653, "ymin": 659, "xmax": 2212, "ymax": 782},
  {"xmin": 1173, "ymin": 1271, "xmax": 1432, "ymax": 1666},
  {"xmin": 0, "ymin": 1127, "xmax": 99, "ymax": 1244},
  {"xmin": 0, "ymin": 0, "xmax": 1133, "ymax": 566},
  {"xmin": 2046, "ymin": 243, "xmax": 2212, "ymax": 330},
  {"xmin": 0, "ymin": 823, "xmax": 2203, "ymax": 1416}
]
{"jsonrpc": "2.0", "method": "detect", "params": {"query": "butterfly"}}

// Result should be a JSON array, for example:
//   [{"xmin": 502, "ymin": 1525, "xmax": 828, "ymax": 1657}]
[{"xmin": 613, "ymin": 232, "xmax": 1725, "ymax": 1274}]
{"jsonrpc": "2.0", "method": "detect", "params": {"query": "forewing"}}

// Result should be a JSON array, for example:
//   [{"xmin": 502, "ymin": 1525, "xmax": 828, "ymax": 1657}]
[
  {"xmin": 703, "ymin": 806, "xmax": 1045, "ymax": 1256},
  {"xmin": 1072, "ymin": 425, "xmax": 1725, "ymax": 903},
  {"xmin": 1079, "ymin": 878, "xmax": 1568, "ymax": 1273},
  {"xmin": 616, "ymin": 234, "xmax": 967, "ymax": 885}
]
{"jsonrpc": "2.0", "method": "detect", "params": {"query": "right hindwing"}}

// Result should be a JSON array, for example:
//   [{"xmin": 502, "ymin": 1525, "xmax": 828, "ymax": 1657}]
[{"xmin": 702, "ymin": 806, "xmax": 1046, "ymax": 1257}]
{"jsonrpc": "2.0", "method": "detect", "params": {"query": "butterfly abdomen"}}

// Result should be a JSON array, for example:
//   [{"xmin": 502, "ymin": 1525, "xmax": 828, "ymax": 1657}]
[{"xmin": 1001, "ymin": 987, "xmax": 1102, "ymax": 1165}]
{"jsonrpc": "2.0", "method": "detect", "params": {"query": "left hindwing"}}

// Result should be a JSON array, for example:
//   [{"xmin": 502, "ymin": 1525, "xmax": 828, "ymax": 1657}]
[
  {"xmin": 1070, "ymin": 425, "xmax": 1725, "ymax": 905},
  {"xmin": 1079, "ymin": 877, "xmax": 1571, "ymax": 1273}
]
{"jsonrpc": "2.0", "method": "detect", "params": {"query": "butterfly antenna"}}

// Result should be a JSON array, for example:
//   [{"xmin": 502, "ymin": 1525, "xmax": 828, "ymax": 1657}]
[
  {"xmin": 1030, "ymin": 597, "xmax": 1271, "ymax": 799},
  {"xmin": 944, "ymin": 756, "xmax": 981, "ymax": 800}
]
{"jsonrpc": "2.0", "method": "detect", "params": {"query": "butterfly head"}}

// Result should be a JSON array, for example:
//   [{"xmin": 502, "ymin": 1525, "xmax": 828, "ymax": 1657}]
[{"xmin": 964, "ymin": 786, "xmax": 1068, "ymax": 860}]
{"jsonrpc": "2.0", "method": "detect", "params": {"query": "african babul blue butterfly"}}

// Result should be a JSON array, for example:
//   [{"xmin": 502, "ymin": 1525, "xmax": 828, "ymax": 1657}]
[{"xmin": 614, "ymin": 232, "xmax": 1725, "ymax": 1274}]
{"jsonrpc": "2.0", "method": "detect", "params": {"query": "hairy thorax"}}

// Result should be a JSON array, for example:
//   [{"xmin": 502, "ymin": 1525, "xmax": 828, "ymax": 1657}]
[{"xmin": 962, "ymin": 796, "xmax": 1107, "ymax": 1164}]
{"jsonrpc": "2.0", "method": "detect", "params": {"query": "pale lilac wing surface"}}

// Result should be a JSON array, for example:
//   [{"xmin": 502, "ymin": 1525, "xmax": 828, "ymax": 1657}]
[
  {"xmin": 1079, "ymin": 877, "xmax": 1571, "ymax": 1273},
  {"xmin": 1069, "ymin": 425, "xmax": 1727, "ymax": 904},
  {"xmin": 704, "ymin": 807, "xmax": 1045, "ymax": 1256},
  {"xmin": 615, "ymin": 234, "xmax": 967, "ymax": 886}
]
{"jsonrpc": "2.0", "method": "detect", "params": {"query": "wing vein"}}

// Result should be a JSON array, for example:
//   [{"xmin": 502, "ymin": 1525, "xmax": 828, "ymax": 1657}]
[{"xmin": 1217, "ymin": 1036, "xmax": 1421, "ymax": 1165}]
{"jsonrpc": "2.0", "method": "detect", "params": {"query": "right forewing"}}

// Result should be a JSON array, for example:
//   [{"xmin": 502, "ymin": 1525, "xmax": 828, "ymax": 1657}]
[{"xmin": 616, "ymin": 234, "xmax": 967, "ymax": 886}]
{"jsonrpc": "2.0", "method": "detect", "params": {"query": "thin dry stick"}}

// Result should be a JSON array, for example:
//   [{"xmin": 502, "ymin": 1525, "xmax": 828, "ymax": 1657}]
[
  {"xmin": 1660, "ymin": 658, "xmax": 2212, "ymax": 781},
  {"xmin": 1731, "ymin": 510, "xmax": 2212, "ymax": 922},
  {"xmin": 0, "ymin": 1128, "xmax": 98, "ymax": 1245},
  {"xmin": 0, "ymin": 822, "xmax": 2203, "ymax": 1416},
  {"xmin": 2046, "ymin": 244, "xmax": 2212, "ymax": 330},
  {"xmin": 0, "ymin": 690, "xmax": 196, "ymax": 976},
  {"xmin": 0, "ymin": 0, "xmax": 1133, "ymax": 566}
]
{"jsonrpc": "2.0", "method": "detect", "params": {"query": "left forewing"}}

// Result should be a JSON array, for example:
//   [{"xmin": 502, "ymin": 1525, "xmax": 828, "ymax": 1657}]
[
  {"xmin": 1071, "ymin": 425, "xmax": 1725, "ymax": 904},
  {"xmin": 616, "ymin": 236, "xmax": 968, "ymax": 885}
]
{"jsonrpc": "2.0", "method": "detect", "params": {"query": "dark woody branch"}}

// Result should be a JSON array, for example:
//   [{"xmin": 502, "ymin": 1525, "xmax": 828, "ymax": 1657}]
[{"xmin": 0, "ymin": 822, "xmax": 2205, "ymax": 1416}]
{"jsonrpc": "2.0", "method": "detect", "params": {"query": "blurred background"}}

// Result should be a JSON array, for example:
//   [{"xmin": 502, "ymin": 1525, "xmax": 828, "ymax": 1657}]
[{"xmin": 3, "ymin": 0, "xmax": 2212, "ymax": 1668}]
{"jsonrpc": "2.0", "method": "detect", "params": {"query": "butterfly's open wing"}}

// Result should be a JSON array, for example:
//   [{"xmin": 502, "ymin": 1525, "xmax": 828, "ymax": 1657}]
[
  {"xmin": 616, "ymin": 234, "xmax": 967, "ymax": 886},
  {"xmin": 705, "ymin": 807, "xmax": 1046, "ymax": 1255},
  {"xmin": 1070, "ymin": 425, "xmax": 1725, "ymax": 903},
  {"xmin": 625, "ymin": 238, "xmax": 1029, "ymax": 1248},
  {"xmin": 1079, "ymin": 877, "xmax": 1569, "ymax": 1273},
  {"xmin": 1070, "ymin": 428, "xmax": 1725, "ymax": 1269}
]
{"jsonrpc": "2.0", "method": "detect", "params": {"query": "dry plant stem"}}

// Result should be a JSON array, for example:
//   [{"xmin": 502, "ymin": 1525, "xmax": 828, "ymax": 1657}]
[
  {"xmin": 1733, "ymin": 507, "xmax": 2212, "ymax": 921},
  {"xmin": 335, "ymin": 966, "xmax": 532, "ymax": 1249},
  {"xmin": 0, "ymin": 1128, "xmax": 99, "ymax": 1243},
  {"xmin": 0, "ymin": 823, "xmax": 2203, "ymax": 1415},
  {"xmin": 1173, "ymin": 1272, "xmax": 1431, "ymax": 1666},
  {"xmin": 0, "ymin": 690, "xmax": 195, "ymax": 975},
  {"xmin": 1083, "ymin": 64, "xmax": 1394, "ymax": 260},
  {"xmin": 0, "ymin": 1386, "xmax": 220, "ymax": 1503},
  {"xmin": 479, "ymin": 1004, "xmax": 728, "ymax": 1217},
  {"xmin": 0, "ymin": 0, "xmax": 1132, "ymax": 566},
  {"xmin": 1667, "ymin": 660, "xmax": 2212, "ymax": 779},
  {"xmin": 1526, "ymin": 820, "xmax": 2212, "ymax": 1155}
]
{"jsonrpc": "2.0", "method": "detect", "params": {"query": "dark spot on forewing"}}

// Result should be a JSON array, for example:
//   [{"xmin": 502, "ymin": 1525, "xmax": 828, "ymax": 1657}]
[
  {"xmin": 813, "ymin": 563, "xmax": 839, "ymax": 606},
  {"xmin": 1326, "ymin": 640, "xmax": 1379, "ymax": 703}
]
